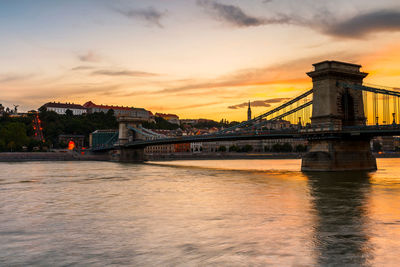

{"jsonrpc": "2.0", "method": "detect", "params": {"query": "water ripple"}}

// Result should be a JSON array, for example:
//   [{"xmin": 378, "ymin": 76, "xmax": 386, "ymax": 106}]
[{"xmin": 0, "ymin": 160, "xmax": 399, "ymax": 266}]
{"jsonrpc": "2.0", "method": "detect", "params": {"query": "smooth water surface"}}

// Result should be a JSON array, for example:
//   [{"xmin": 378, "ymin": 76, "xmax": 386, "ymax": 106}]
[{"xmin": 1, "ymin": 159, "xmax": 400, "ymax": 266}]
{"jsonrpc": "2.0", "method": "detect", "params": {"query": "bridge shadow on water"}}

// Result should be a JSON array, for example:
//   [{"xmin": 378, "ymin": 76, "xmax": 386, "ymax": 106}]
[{"xmin": 304, "ymin": 171, "xmax": 374, "ymax": 266}]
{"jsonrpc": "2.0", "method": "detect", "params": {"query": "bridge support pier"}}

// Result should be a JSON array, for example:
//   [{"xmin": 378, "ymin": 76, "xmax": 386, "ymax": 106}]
[
  {"xmin": 301, "ymin": 138, "xmax": 376, "ymax": 171},
  {"xmin": 119, "ymin": 147, "xmax": 146, "ymax": 163}
]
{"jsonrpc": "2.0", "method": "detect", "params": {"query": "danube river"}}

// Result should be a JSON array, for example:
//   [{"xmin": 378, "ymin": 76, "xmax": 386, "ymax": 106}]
[{"xmin": 1, "ymin": 159, "xmax": 400, "ymax": 266}]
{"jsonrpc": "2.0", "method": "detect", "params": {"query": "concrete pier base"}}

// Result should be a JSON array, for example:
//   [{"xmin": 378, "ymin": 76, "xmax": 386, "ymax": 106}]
[
  {"xmin": 118, "ymin": 147, "xmax": 146, "ymax": 163},
  {"xmin": 301, "ymin": 139, "xmax": 377, "ymax": 171}
]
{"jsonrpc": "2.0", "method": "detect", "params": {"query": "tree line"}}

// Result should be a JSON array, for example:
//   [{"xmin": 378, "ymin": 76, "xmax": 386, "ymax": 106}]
[
  {"xmin": 0, "ymin": 116, "xmax": 36, "ymax": 152},
  {"xmin": 0, "ymin": 109, "xmax": 118, "ymax": 151},
  {"xmin": 0, "ymin": 108, "xmax": 184, "ymax": 151}
]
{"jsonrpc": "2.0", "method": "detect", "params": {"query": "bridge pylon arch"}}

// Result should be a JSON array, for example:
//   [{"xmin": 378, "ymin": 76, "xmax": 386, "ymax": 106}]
[{"xmin": 116, "ymin": 116, "xmax": 147, "ymax": 162}]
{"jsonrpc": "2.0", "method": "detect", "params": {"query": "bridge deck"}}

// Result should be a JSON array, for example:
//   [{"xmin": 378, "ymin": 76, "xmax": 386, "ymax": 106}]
[
  {"xmin": 91, "ymin": 125, "xmax": 400, "ymax": 151},
  {"xmin": 117, "ymin": 125, "xmax": 400, "ymax": 149}
]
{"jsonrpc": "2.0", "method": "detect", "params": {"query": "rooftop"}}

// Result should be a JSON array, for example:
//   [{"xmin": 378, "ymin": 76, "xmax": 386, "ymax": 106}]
[
  {"xmin": 83, "ymin": 101, "xmax": 132, "ymax": 111},
  {"xmin": 83, "ymin": 101, "xmax": 147, "ymax": 111},
  {"xmin": 312, "ymin": 60, "xmax": 362, "ymax": 72},
  {"xmin": 155, "ymin": 113, "xmax": 179, "ymax": 118},
  {"xmin": 42, "ymin": 102, "xmax": 86, "ymax": 109}
]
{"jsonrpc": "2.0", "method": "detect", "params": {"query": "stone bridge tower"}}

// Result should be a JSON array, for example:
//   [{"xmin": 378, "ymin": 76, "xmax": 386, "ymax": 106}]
[
  {"xmin": 302, "ymin": 61, "xmax": 377, "ymax": 171},
  {"xmin": 116, "ymin": 116, "xmax": 147, "ymax": 162},
  {"xmin": 308, "ymin": 61, "xmax": 367, "ymax": 128}
]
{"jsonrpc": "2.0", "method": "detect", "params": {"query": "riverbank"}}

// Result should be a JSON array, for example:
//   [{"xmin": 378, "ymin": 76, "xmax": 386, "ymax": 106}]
[
  {"xmin": 1, "ymin": 151, "xmax": 399, "ymax": 162},
  {"xmin": 148, "ymin": 152, "xmax": 400, "ymax": 161},
  {"xmin": 0, "ymin": 152, "xmax": 109, "ymax": 162},
  {"xmin": 148, "ymin": 152, "xmax": 303, "ymax": 161},
  {"xmin": 374, "ymin": 152, "xmax": 400, "ymax": 158}
]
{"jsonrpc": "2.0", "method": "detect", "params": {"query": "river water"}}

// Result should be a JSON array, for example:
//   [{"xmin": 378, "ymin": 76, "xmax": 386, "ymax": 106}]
[{"xmin": 0, "ymin": 159, "xmax": 399, "ymax": 266}]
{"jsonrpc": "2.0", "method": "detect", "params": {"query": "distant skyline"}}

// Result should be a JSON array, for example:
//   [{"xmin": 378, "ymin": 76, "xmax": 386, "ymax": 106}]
[{"xmin": 1, "ymin": 0, "xmax": 400, "ymax": 121}]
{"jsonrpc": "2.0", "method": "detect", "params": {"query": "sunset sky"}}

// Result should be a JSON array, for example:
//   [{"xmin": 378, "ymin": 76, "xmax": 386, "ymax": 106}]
[{"xmin": 1, "ymin": 0, "xmax": 400, "ymax": 121}]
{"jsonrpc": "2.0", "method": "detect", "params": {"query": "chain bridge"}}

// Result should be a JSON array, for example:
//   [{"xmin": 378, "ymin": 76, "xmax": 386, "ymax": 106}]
[{"xmin": 92, "ymin": 61, "xmax": 400, "ymax": 171}]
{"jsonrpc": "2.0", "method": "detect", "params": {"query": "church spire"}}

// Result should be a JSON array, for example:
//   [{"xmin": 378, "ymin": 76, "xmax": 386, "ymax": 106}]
[{"xmin": 247, "ymin": 100, "xmax": 252, "ymax": 121}]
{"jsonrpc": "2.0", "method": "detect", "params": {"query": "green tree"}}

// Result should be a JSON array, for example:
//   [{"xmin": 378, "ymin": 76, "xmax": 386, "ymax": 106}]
[
  {"xmin": 282, "ymin": 143, "xmax": 293, "ymax": 152},
  {"xmin": 142, "ymin": 117, "xmax": 179, "ymax": 130},
  {"xmin": 0, "ymin": 122, "xmax": 30, "ymax": 151},
  {"xmin": 271, "ymin": 143, "xmax": 293, "ymax": 153},
  {"xmin": 38, "ymin": 106, "xmax": 47, "ymax": 113},
  {"xmin": 65, "ymin": 109, "xmax": 73, "ymax": 116},
  {"xmin": 272, "ymin": 144, "xmax": 282, "ymax": 152},
  {"xmin": 27, "ymin": 139, "xmax": 42, "ymax": 152},
  {"xmin": 240, "ymin": 144, "xmax": 253, "ymax": 153},
  {"xmin": 0, "ymin": 139, "xmax": 5, "ymax": 151},
  {"xmin": 7, "ymin": 141, "xmax": 16, "ymax": 152},
  {"xmin": 295, "ymin": 144, "xmax": 307, "ymax": 152},
  {"xmin": 229, "ymin": 145, "xmax": 238, "ymax": 152},
  {"xmin": 218, "ymin": 145, "xmax": 227, "ymax": 152},
  {"xmin": 38, "ymin": 109, "xmax": 118, "ymax": 147},
  {"xmin": 106, "ymin": 109, "xmax": 115, "ymax": 117}
]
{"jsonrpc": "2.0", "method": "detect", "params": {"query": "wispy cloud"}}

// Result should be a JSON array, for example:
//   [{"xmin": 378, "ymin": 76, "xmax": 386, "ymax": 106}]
[
  {"xmin": 115, "ymin": 6, "xmax": 166, "ymax": 28},
  {"xmin": 228, "ymin": 98, "xmax": 290, "ymax": 109},
  {"xmin": 91, "ymin": 69, "xmax": 159, "ymax": 77},
  {"xmin": 159, "ymin": 77, "xmax": 307, "ymax": 94},
  {"xmin": 78, "ymin": 51, "xmax": 100, "ymax": 62},
  {"xmin": 197, "ymin": 0, "xmax": 290, "ymax": 27},
  {"xmin": 0, "ymin": 73, "xmax": 34, "ymax": 83},
  {"xmin": 176, "ymin": 101, "xmax": 221, "ymax": 110},
  {"xmin": 155, "ymin": 51, "xmax": 361, "ymax": 98},
  {"xmin": 71, "ymin": 65, "xmax": 96, "ymax": 71},
  {"xmin": 323, "ymin": 10, "xmax": 400, "ymax": 38},
  {"xmin": 71, "ymin": 65, "xmax": 159, "ymax": 77},
  {"xmin": 197, "ymin": 1, "xmax": 400, "ymax": 39},
  {"xmin": 22, "ymin": 84, "xmax": 123, "ymax": 100},
  {"xmin": 157, "ymin": 60, "xmax": 312, "ymax": 95}
]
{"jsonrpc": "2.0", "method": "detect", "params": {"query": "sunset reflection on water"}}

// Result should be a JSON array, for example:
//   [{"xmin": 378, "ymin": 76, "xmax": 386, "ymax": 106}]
[{"xmin": 0, "ymin": 159, "xmax": 399, "ymax": 266}]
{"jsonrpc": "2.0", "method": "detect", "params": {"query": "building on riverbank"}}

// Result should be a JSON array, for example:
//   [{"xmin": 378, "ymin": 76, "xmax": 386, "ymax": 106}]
[
  {"xmin": 201, "ymin": 138, "xmax": 308, "ymax": 153},
  {"xmin": 372, "ymin": 136, "xmax": 399, "ymax": 152},
  {"xmin": 144, "ymin": 129, "xmax": 175, "ymax": 154},
  {"xmin": 40, "ymin": 102, "xmax": 87, "ymax": 115},
  {"xmin": 155, "ymin": 113, "xmax": 180, "ymax": 125},
  {"xmin": 83, "ymin": 101, "xmax": 151, "ymax": 121}
]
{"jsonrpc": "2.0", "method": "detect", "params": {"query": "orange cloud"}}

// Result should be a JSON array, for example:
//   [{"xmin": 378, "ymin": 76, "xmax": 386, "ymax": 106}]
[{"xmin": 361, "ymin": 43, "xmax": 400, "ymax": 86}]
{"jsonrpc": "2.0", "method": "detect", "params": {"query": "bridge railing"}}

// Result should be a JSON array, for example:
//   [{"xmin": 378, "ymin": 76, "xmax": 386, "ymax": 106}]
[{"xmin": 338, "ymin": 82, "xmax": 400, "ymax": 126}]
